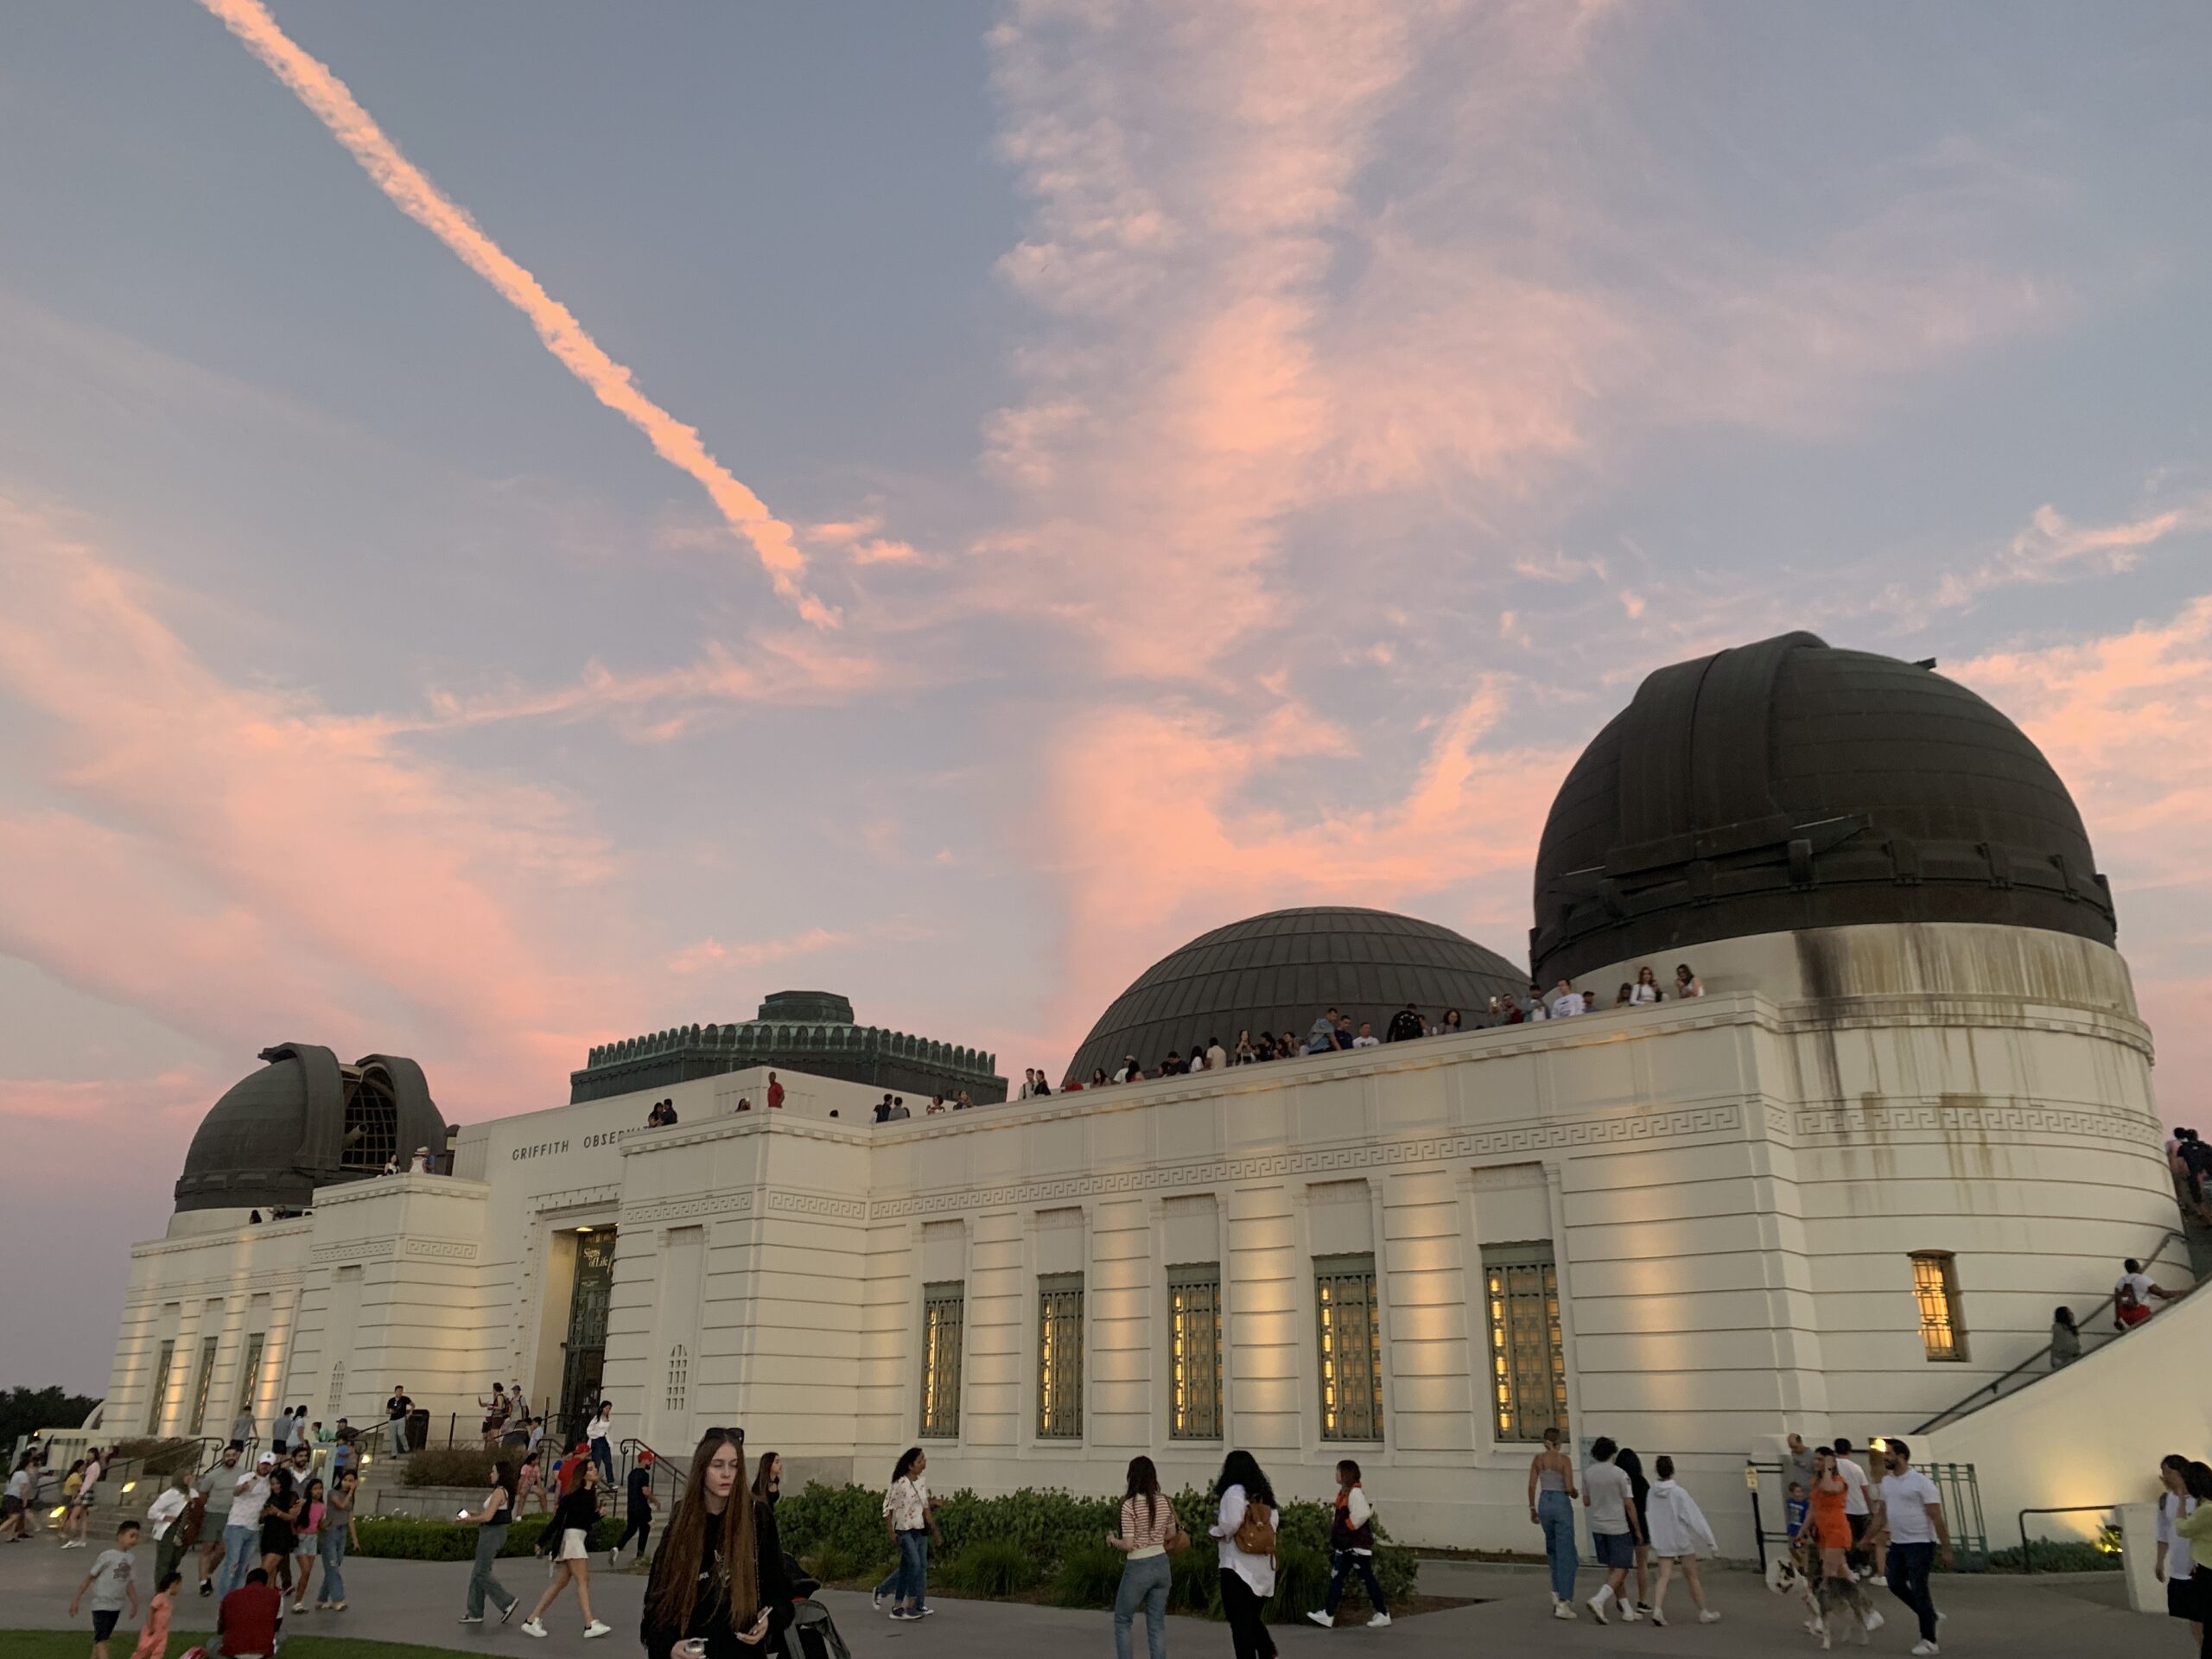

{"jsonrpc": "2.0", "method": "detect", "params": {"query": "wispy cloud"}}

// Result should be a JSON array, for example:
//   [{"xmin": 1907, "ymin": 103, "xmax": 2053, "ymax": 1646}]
[
  {"xmin": 194, "ymin": 0, "xmax": 836, "ymax": 627},
  {"xmin": 667, "ymin": 927, "xmax": 849, "ymax": 976}
]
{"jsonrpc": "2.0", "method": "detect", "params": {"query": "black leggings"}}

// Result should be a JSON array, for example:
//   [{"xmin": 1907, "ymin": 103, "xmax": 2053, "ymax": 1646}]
[
  {"xmin": 1219, "ymin": 1569, "xmax": 1277, "ymax": 1659},
  {"xmin": 614, "ymin": 1506, "xmax": 652, "ymax": 1558}
]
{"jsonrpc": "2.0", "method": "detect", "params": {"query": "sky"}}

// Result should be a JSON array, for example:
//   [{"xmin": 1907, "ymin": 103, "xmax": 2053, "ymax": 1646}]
[{"xmin": 3, "ymin": 0, "xmax": 2209, "ymax": 1392}]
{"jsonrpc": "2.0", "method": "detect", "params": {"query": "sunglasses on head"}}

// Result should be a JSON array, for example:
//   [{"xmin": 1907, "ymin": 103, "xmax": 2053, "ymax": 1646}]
[{"xmin": 700, "ymin": 1427, "xmax": 746, "ymax": 1441}]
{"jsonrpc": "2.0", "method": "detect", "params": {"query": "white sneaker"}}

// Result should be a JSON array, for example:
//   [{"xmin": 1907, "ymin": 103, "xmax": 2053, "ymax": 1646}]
[
  {"xmin": 457, "ymin": 1615, "xmax": 483, "ymax": 1624},
  {"xmin": 584, "ymin": 1621, "xmax": 612, "ymax": 1639},
  {"xmin": 1586, "ymin": 1586, "xmax": 1611, "ymax": 1624},
  {"xmin": 1307, "ymin": 1611, "xmax": 1332, "ymax": 1628},
  {"xmin": 1910, "ymin": 1643, "xmax": 1939, "ymax": 1656},
  {"xmin": 1554, "ymin": 1601, "xmax": 1578, "ymax": 1619},
  {"xmin": 1366, "ymin": 1612, "xmax": 1390, "ymax": 1628},
  {"xmin": 1649, "ymin": 1607, "xmax": 1667, "ymax": 1626},
  {"xmin": 1619, "ymin": 1605, "xmax": 1642, "ymax": 1623},
  {"xmin": 1865, "ymin": 1610, "xmax": 1885, "ymax": 1631},
  {"xmin": 520, "ymin": 1618, "xmax": 548, "ymax": 1638},
  {"xmin": 1699, "ymin": 1609, "xmax": 1722, "ymax": 1624}
]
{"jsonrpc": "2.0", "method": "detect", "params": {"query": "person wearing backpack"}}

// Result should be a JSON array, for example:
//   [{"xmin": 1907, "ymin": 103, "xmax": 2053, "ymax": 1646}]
[
  {"xmin": 1307, "ymin": 1459, "xmax": 1390, "ymax": 1628},
  {"xmin": 1209, "ymin": 1451, "xmax": 1278, "ymax": 1659}
]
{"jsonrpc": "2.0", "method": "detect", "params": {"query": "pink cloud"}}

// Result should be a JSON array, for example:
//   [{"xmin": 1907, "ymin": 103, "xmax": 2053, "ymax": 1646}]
[
  {"xmin": 668, "ymin": 927, "xmax": 849, "ymax": 976},
  {"xmin": 194, "ymin": 0, "xmax": 836, "ymax": 627}
]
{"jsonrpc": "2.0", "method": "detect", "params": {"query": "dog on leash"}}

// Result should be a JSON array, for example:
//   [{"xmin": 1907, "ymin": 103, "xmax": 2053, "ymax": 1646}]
[{"xmin": 1765, "ymin": 1534, "xmax": 1884, "ymax": 1649}]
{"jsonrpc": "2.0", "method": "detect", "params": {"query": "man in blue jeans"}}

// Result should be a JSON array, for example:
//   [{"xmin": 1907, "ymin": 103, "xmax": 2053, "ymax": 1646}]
[
  {"xmin": 217, "ymin": 1453, "xmax": 273, "ymax": 1600},
  {"xmin": 1869, "ymin": 1439, "xmax": 1952, "ymax": 1656}
]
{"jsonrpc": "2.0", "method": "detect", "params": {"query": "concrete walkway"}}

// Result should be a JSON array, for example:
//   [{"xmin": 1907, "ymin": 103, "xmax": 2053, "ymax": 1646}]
[{"xmin": 0, "ymin": 1537, "xmax": 2185, "ymax": 1657}]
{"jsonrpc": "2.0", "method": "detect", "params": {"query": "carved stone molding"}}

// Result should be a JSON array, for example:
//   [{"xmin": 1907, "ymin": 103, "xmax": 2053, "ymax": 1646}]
[
  {"xmin": 767, "ymin": 1190, "xmax": 868, "ymax": 1221},
  {"xmin": 624, "ymin": 1191, "xmax": 753, "ymax": 1226},
  {"xmin": 527, "ymin": 1184, "xmax": 620, "ymax": 1215},
  {"xmin": 310, "ymin": 1238, "xmax": 397, "ymax": 1264},
  {"xmin": 402, "ymin": 1238, "xmax": 479, "ymax": 1262},
  {"xmin": 1793, "ymin": 1103, "xmax": 2160, "ymax": 1145},
  {"xmin": 870, "ymin": 1105, "xmax": 1748, "ymax": 1218}
]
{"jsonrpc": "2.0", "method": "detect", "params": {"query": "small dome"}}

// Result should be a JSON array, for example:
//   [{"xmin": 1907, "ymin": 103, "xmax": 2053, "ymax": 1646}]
[
  {"xmin": 174, "ymin": 1045, "xmax": 445, "ymax": 1212},
  {"xmin": 1066, "ymin": 906, "xmax": 1523, "ymax": 1083},
  {"xmin": 1530, "ymin": 632, "xmax": 2113, "ymax": 982}
]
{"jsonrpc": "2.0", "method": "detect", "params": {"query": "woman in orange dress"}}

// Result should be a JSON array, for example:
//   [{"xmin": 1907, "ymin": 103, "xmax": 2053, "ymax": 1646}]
[{"xmin": 1810, "ymin": 1448, "xmax": 1878, "ymax": 1629}]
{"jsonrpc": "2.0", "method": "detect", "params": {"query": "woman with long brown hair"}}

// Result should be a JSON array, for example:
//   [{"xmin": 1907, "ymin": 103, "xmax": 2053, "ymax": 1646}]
[
  {"xmin": 641, "ymin": 1429, "xmax": 770, "ymax": 1659},
  {"xmin": 1106, "ymin": 1454, "xmax": 1175, "ymax": 1659},
  {"xmin": 749, "ymin": 1450, "xmax": 793, "ymax": 1647}
]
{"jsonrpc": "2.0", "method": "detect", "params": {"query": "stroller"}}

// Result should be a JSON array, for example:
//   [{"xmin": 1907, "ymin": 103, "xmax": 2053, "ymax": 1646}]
[{"xmin": 779, "ymin": 1554, "xmax": 854, "ymax": 1659}]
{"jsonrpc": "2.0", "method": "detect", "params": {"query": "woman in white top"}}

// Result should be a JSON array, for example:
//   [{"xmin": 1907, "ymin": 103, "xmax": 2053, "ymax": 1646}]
[
  {"xmin": 1630, "ymin": 966, "xmax": 1663, "ymax": 1004},
  {"xmin": 1106, "ymin": 1455, "xmax": 1177, "ymax": 1659},
  {"xmin": 1209, "ymin": 1450, "xmax": 1277, "ymax": 1659},
  {"xmin": 2156, "ymin": 1454, "xmax": 2202, "ymax": 1643},
  {"xmin": 1643, "ymin": 1458, "xmax": 1720, "ymax": 1627},
  {"xmin": 1673, "ymin": 963, "xmax": 1705, "ymax": 999}
]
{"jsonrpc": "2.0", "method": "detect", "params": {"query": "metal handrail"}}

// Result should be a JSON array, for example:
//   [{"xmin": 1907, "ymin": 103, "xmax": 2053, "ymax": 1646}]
[
  {"xmin": 2016, "ymin": 1504, "xmax": 2122, "ymax": 1573},
  {"xmin": 1913, "ymin": 1227, "xmax": 2190, "ymax": 1433}
]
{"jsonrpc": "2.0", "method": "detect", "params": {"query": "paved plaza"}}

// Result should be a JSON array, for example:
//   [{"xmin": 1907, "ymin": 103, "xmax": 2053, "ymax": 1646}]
[{"xmin": 0, "ymin": 1543, "xmax": 2186, "ymax": 1659}]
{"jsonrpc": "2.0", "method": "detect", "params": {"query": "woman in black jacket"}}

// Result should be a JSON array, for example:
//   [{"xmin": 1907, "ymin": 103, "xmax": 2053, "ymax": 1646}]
[
  {"xmin": 642, "ymin": 1430, "xmax": 771, "ymax": 1659},
  {"xmin": 749, "ymin": 1450, "xmax": 793, "ymax": 1647},
  {"xmin": 521, "ymin": 1459, "xmax": 609, "ymax": 1638}
]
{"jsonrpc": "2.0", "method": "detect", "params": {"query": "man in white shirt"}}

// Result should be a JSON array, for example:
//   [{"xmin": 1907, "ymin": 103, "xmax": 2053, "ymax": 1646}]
[
  {"xmin": 2156, "ymin": 1454, "xmax": 2200, "ymax": 1635},
  {"xmin": 1867, "ymin": 1439, "xmax": 1950, "ymax": 1656},
  {"xmin": 1549, "ymin": 979, "xmax": 1585, "ymax": 1020},
  {"xmin": 218, "ymin": 1454, "xmax": 273, "ymax": 1599},
  {"xmin": 2115, "ymin": 1256, "xmax": 2177, "ymax": 1329},
  {"xmin": 1351, "ymin": 1022, "xmax": 1381, "ymax": 1049}
]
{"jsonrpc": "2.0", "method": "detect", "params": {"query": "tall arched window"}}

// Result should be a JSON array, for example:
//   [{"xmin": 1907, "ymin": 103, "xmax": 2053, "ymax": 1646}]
[{"xmin": 665, "ymin": 1345, "xmax": 689, "ymax": 1414}]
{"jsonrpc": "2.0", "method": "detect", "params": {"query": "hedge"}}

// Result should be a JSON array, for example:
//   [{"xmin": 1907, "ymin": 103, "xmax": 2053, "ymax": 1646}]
[
  {"xmin": 399, "ymin": 1447, "xmax": 503, "ymax": 1489},
  {"xmin": 351, "ymin": 1512, "xmax": 624, "ymax": 1561},
  {"xmin": 775, "ymin": 1482, "xmax": 1414, "ymax": 1622}
]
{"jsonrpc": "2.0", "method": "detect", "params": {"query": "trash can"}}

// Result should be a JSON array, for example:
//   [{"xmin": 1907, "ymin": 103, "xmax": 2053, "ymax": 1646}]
[{"xmin": 407, "ymin": 1408, "xmax": 431, "ymax": 1452}]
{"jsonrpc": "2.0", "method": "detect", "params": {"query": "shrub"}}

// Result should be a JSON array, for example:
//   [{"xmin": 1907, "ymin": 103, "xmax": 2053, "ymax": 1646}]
[
  {"xmin": 800, "ymin": 1543, "xmax": 862, "ymax": 1585},
  {"xmin": 1265, "ymin": 1543, "xmax": 1332, "ymax": 1624},
  {"xmin": 1052, "ymin": 1540, "xmax": 1126, "ymax": 1607},
  {"xmin": 943, "ymin": 1538, "xmax": 1039, "ymax": 1597},
  {"xmin": 1986, "ymin": 1540, "xmax": 2120, "ymax": 1573},
  {"xmin": 777, "ymin": 1482, "xmax": 894, "ymax": 1570},
  {"xmin": 1166, "ymin": 1544, "xmax": 1221, "ymax": 1616},
  {"xmin": 402, "ymin": 1446, "xmax": 501, "ymax": 1489},
  {"xmin": 351, "ymin": 1511, "xmax": 621, "ymax": 1560}
]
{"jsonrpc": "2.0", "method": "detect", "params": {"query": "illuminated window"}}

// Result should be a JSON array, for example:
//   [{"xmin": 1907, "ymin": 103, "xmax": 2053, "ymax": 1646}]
[
  {"xmin": 188, "ymin": 1335, "xmax": 219, "ymax": 1435},
  {"xmin": 1037, "ymin": 1273, "xmax": 1084, "ymax": 1439},
  {"xmin": 327, "ymin": 1361, "xmax": 346, "ymax": 1415},
  {"xmin": 1315, "ymin": 1253, "xmax": 1383, "ymax": 1442},
  {"xmin": 146, "ymin": 1340, "xmax": 176, "ymax": 1434},
  {"xmin": 665, "ymin": 1345, "xmax": 689, "ymax": 1414},
  {"xmin": 1910, "ymin": 1252, "xmax": 1967, "ymax": 1362},
  {"xmin": 1167, "ymin": 1264, "xmax": 1223, "ymax": 1440},
  {"xmin": 919, "ymin": 1284, "xmax": 964, "ymax": 1438},
  {"xmin": 236, "ymin": 1332, "xmax": 265, "ymax": 1418},
  {"xmin": 1483, "ymin": 1243, "xmax": 1567, "ymax": 1443}
]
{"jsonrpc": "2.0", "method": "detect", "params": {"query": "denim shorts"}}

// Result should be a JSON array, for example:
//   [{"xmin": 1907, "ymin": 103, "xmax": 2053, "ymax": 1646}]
[{"xmin": 1592, "ymin": 1529, "xmax": 1636, "ymax": 1569}]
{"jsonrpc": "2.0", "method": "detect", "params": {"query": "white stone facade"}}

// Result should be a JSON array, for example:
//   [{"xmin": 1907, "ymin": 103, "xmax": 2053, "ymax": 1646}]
[{"xmin": 106, "ymin": 920, "xmax": 2187, "ymax": 1550}]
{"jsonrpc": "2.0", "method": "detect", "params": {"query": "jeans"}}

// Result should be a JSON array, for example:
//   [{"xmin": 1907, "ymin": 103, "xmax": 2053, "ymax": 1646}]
[
  {"xmin": 1885, "ymin": 1541, "xmax": 1937, "ymax": 1642},
  {"xmin": 219, "ymin": 1523, "xmax": 259, "ymax": 1597},
  {"xmin": 873, "ymin": 1530, "xmax": 929, "ymax": 1607},
  {"xmin": 1323, "ymin": 1549, "xmax": 1389, "ymax": 1618},
  {"xmin": 467, "ymin": 1523, "xmax": 515, "ymax": 1618},
  {"xmin": 591, "ymin": 1440, "xmax": 614, "ymax": 1484},
  {"xmin": 319, "ymin": 1528, "xmax": 348, "ymax": 1605},
  {"xmin": 1218, "ymin": 1569, "xmax": 1276, "ymax": 1659},
  {"xmin": 1113, "ymin": 1554, "xmax": 1169, "ymax": 1659},
  {"xmin": 1537, "ymin": 1490, "xmax": 1578, "ymax": 1602},
  {"xmin": 386, "ymin": 1418, "xmax": 409, "ymax": 1457}
]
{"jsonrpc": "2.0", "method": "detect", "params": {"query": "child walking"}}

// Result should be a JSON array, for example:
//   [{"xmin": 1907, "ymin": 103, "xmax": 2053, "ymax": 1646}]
[
  {"xmin": 69, "ymin": 1520, "xmax": 141, "ymax": 1659},
  {"xmin": 1307, "ymin": 1459, "xmax": 1391, "ymax": 1629},
  {"xmin": 131, "ymin": 1569, "xmax": 182, "ymax": 1659}
]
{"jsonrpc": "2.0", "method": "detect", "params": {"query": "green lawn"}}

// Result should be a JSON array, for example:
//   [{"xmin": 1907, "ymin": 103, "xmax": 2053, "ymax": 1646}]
[{"xmin": 3, "ymin": 1637, "xmax": 482, "ymax": 1659}]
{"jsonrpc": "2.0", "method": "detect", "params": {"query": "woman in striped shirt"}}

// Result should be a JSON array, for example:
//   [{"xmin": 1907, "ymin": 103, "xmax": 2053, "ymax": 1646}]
[{"xmin": 1106, "ymin": 1455, "xmax": 1177, "ymax": 1659}]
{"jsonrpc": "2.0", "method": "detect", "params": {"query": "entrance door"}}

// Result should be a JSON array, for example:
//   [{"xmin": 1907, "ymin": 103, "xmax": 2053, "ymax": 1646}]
[{"xmin": 558, "ymin": 1229, "xmax": 618, "ymax": 1439}]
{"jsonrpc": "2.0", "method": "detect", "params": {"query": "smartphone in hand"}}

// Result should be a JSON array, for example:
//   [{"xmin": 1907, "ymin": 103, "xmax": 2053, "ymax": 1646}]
[{"xmin": 456, "ymin": 1508, "xmax": 470, "ymax": 1521}]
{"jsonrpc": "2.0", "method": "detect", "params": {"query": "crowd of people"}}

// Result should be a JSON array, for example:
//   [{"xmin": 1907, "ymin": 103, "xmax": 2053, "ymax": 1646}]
[{"xmin": 1041, "ymin": 963, "xmax": 1707, "ymax": 1091}]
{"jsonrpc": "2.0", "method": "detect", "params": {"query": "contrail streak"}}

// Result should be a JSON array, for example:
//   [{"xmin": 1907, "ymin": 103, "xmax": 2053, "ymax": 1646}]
[{"xmin": 195, "ymin": 0, "xmax": 834, "ymax": 626}]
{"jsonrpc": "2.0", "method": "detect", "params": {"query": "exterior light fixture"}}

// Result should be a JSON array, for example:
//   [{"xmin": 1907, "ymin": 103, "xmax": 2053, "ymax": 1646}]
[
  {"xmin": 122, "ymin": 1481, "xmax": 137, "ymax": 1494},
  {"xmin": 575, "ymin": 1225, "xmax": 592, "ymax": 1234}
]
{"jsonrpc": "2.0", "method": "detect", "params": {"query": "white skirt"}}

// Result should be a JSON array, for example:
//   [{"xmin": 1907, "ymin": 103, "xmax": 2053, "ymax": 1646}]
[{"xmin": 558, "ymin": 1528, "xmax": 589, "ymax": 1561}]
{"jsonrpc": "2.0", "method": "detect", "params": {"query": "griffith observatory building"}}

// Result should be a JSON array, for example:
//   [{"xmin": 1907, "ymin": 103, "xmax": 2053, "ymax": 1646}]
[{"xmin": 101, "ymin": 632, "xmax": 2204, "ymax": 1548}]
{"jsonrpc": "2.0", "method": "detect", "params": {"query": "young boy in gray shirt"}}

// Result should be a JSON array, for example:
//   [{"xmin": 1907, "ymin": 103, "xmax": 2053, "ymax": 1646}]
[{"xmin": 70, "ymin": 1518, "xmax": 142, "ymax": 1658}]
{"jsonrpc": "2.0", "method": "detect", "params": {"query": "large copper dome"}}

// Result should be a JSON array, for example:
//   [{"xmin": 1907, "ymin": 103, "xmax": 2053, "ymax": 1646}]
[
  {"xmin": 1067, "ymin": 907, "xmax": 1523, "ymax": 1083},
  {"xmin": 1530, "ymin": 632, "xmax": 2113, "ymax": 982}
]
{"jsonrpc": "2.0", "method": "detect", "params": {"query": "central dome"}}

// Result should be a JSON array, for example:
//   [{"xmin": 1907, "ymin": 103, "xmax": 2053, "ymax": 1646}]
[{"xmin": 1066, "ymin": 906, "xmax": 1523, "ymax": 1083}]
